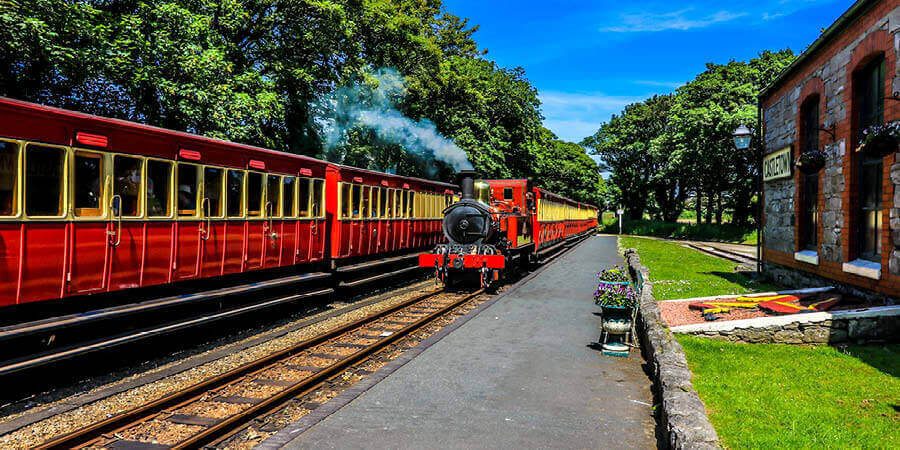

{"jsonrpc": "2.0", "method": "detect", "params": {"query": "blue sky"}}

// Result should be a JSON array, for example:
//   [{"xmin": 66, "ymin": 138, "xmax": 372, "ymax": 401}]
[{"xmin": 442, "ymin": 0, "xmax": 854, "ymax": 145}]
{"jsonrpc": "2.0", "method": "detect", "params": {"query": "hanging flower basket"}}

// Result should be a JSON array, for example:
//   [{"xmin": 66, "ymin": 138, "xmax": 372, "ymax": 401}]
[
  {"xmin": 795, "ymin": 150, "xmax": 826, "ymax": 174},
  {"xmin": 858, "ymin": 122, "xmax": 900, "ymax": 158}
]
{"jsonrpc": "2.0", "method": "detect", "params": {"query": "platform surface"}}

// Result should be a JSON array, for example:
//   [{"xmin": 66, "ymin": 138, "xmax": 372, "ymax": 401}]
[{"xmin": 283, "ymin": 235, "xmax": 657, "ymax": 449}]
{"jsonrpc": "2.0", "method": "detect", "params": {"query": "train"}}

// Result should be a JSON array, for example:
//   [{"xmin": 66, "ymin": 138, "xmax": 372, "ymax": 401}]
[
  {"xmin": 0, "ymin": 96, "xmax": 597, "ymax": 317},
  {"xmin": 418, "ymin": 171, "xmax": 598, "ymax": 288}
]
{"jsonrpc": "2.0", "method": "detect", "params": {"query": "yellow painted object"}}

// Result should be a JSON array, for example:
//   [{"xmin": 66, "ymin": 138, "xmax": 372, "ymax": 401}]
[
  {"xmin": 705, "ymin": 301, "xmax": 759, "ymax": 308},
  {"xmin": 772, "ymin": 301, "xmax": 808, "ymax": 310},
  {"xmin": 736, "ymin": 295, "xmax": 794, "ymax": 302},
  {"xmin": 702, "ymin": 307, "xmax": 730, "ymax": 314}
]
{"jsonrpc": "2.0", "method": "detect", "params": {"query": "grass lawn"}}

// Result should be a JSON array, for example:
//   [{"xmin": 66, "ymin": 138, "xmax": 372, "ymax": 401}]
[
  {"xmin": 600, "ymin": 218, "xmax": 757, "ymax": 245},
  {"xmin": 619, "ymin": 236, "xmax": 775, "ymax": 300},
  {"xmin": 679, "ymin": 335, "xmax": 900, "ymax": 449}
]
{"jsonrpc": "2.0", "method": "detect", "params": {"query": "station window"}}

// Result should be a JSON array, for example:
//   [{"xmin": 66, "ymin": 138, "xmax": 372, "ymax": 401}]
[
  {"xmin": 266, "ymin": 175, "xmax": 281, "ymax": 217},
  {"xmin": 855, "ymin": 56, "xmax": 885, "ymax": 261},
  {"xmin": 247, "ymin": 172, "xmax": 263, "ymax": 217},
  {"xmin": 147, "ymin": 160, "xmax": 172, "ymax": 217},
  {"xmin": 341, "ymin": 183, "xmax": 351, "ymax": 218},
  {"xmin": 312, "ymin": 179, "xmax": 325, "ymax": 217},
  {"xmin": 226, "ymin": 170, "xmax": 244, "ymax": 217},
  {"xmin": 298, "ymin": 178, "xmax": 311, "ymax": 218},
  {"xmin": 352, "ymin": 184, "xmax": 362, "ymax": 218},
  {"xmin": 283, "ymin": 176, "xmax": 296, "ymax": 217},
  {"xmin": 0, "ymin": 141, "xmax": 18, "ymax": 216},
  {"xmin": 73, "ymin": 152, "xmax": 103, "ymax": 217},
  {"xmin": 177, "ymin": 163, "xmax": 199, "ymax": 217},
  {"xmin": 800, "ymin": 96, "xmax": 820, "ymax": 251},
  {"xmin": 25, "ymin": 145, "xmax": 65, "ymax": 216},
  {"xmin": 204, "ymin": 167, "xmax": 224, "ymax": 217}
]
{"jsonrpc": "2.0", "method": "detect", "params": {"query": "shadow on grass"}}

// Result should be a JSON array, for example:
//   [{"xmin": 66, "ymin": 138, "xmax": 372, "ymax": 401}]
[
  {"xmin": 701, "ymin": 271, "xmax": 773, "ymax": 291},
  {"xmin": 842, "ymin": 344, "xmax": 900, "ymax": 379}
]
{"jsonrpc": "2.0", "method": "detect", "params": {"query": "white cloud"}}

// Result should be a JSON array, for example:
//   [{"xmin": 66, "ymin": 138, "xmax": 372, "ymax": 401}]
[{"xmin": 603, "ymin": 8, "xmax": 746, "ymax": 32}]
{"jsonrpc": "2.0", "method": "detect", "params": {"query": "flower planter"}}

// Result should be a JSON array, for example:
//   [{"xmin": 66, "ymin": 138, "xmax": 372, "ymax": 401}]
[
  {"xmin": 600, "ymin": 305, "xmax": 633, "ymax": 357},
  {"xmin": 858, "ymin": 135, "xmax": 898, "ymax": 158},
  {"xmin": 795, "ymin": 150, "xmax": 826, "ymax": 174}
]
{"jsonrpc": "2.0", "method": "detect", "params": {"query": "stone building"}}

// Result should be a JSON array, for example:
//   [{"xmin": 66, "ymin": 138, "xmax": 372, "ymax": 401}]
[{"xmin": 760, "ymin": 0, "xmax": 900, "ymax": 300}]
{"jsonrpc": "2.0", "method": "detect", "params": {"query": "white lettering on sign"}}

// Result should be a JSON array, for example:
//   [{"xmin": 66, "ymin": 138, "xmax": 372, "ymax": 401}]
[{"xmin": 763, "ymin": 146, "xmax": 792, "ymax": 182}]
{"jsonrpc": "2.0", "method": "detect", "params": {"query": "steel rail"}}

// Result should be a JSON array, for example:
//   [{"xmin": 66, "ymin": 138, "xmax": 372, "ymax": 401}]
[{"xmin": 37, "ymin": 288, "xmax": 482, "ymax": 449}]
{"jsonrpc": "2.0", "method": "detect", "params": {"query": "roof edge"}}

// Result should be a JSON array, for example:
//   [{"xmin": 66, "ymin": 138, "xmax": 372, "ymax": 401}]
[{"xmin": 758, "ymin": 0, "xmax": 878, "ymax": 100}]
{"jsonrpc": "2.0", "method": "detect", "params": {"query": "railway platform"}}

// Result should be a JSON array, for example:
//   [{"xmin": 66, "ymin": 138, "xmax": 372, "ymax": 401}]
[{"xmin": 262, "ymin": 235, "xmax": 657, "ymax": 449}]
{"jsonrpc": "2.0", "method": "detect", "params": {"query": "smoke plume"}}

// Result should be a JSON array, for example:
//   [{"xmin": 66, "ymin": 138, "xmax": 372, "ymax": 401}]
[{"xmin": 318, "ymin": 68, "xmax": 473, "ymax": 171}]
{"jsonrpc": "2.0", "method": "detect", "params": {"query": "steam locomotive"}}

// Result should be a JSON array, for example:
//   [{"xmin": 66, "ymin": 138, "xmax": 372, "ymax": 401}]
[{"xmin": 418, "ymin": 170, "xmax": 598, "ymax": 288}]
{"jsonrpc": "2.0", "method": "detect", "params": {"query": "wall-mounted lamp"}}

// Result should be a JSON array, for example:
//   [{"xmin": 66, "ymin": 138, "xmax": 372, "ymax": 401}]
[{"xmin": 888, "ymin": 91, "xmax": 900, "ymax": 102}]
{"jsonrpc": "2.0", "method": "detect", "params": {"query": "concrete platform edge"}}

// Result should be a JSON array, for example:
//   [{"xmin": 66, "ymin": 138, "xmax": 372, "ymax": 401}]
[
  {"xmin": 258, "ymin": 233, "xmax": 596, "ymax": 449},
  {"xmin": 624, "ymin": 247, "xmax": 721, "ymax": 450}
]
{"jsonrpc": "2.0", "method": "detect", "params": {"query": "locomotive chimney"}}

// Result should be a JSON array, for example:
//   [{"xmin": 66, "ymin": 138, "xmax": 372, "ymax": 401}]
[{"xmin": 457, "ymin": 170, "xmax": 477, "ymax": 200}]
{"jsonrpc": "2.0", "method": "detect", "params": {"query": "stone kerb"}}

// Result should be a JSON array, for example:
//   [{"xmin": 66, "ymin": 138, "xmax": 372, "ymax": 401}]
[
  {"xmin": 623, "ymin": 248, "xmax": 720, "ymax": 450},
  {"xmin": 670, "ymin": 305, "xmax": 900, "ymax": 344}
]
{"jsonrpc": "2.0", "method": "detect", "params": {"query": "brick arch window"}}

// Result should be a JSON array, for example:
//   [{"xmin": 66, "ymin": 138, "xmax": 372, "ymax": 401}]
[
  {"xmin": 799, "ymin": 93, "xmax": 821, "ymax": 251},
  {"xmin": 846, "ymin": 29, "xmax": 894, "ymax": 264}
]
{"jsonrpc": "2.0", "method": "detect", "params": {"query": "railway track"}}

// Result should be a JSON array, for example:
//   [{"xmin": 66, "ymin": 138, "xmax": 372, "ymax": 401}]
[{"xmin": 37, "ymin": 288, "xmax": 485, "ymax": 449}]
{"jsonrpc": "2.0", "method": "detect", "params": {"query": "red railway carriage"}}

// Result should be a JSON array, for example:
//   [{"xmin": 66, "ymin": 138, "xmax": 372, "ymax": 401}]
[
  {"xmin": 0, "ymin": 97, "xmax": 333, "ymax": 307},
  {"xmin": 326, "ymin": 165, "xmax": 456, "ymax": 287}
]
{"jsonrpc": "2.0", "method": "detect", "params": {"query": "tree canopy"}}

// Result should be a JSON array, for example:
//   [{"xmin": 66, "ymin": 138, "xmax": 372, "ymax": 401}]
[
  {"xmin": 0, "ymin": 0, "xmax": 603, "ymax": 206},
  {"xmin": 582, "ymin": 49, "xmax": 797, "ymax": 224}
]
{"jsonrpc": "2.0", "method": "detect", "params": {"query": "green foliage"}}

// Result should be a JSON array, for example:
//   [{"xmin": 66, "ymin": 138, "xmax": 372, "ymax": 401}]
[
  {"xmin": 584, "ymin": 50, "xmax": 797, "ymax": 225},
  {"xmin": 679, "ymin": 336, "xmax": 900, "ymax": 449},
  {"xmin": 601, "ymin": 219, "xmax": 757, "ymax": 245},
  {"xmin": 0, "ymin": 0, "xmax": 603, "ymax": 205},
  {"xmin": 619, "ymin": 236, "xmax": 773, "ymax": 300}
]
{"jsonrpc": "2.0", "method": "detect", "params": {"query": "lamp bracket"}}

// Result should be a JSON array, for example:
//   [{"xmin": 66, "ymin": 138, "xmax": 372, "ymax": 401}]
[
  {"xmin": 818, "ymin": 123, "xmax": 837, "ymax": 142},
  {"xmin": 888, "ymin": 91, "xmax": 900, "ymax": 102}
]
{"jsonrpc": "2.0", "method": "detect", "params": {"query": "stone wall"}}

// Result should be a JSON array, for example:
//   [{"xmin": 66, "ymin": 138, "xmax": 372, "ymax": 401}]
[
  {"xmin": 765, "ymin": 260, "xmax": 898, "ymax": 304},
  {"xmin": 624, "ymin": 248, "xmax": 720, "ymax": 450},
  {"xmin": 671, "ymin": 304, "xmax": 900, "ymax": 345}
]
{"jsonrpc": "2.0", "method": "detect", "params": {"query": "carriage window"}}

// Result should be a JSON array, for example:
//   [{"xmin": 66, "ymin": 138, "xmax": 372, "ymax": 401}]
[
  {"xmin": 503, "ymin": 187, "xmax": 513, "ymax": 201},
  {"xmin": 227, "ymin": 170, "xmax": 244, "ymax": 217},
  {"xmin": 73, "ymin": 152, "xmax": 103, "ymax": 216},
  {"xmin": 386, "ymin": 189, "xmax": 394, "ymax": 218},
  {"xmin": 177, "ymin": 163, "xmax": 198, "ymax": 216},
  {"xmin": 371, "ymin": 187, "xmax": 380, "ymax": 218},
  {"xmin": 247, "ymin": 172, "xmax": 263, "ymax": 217},
  {"xmin": 147, "ymin": 160, "xmax": 172, "ymax": 217},
  {"xmin": 283, "ymin": 176, "xmax": 296, "ymax": 217},
  {"xmin": 341, "ymin": 183, "xmax": 351, "ymax": 218},
  {"xmin": 361, "ymin": 186, "xmax": 371, "ymax": 218},
  {"xmin": 267, "ymin": 175, "xmax": 281, "ymax": 217},
  {"xmin": 407, "ymin": 191, "xmax": 414, "ymax": 218},
  {"xmin": 0, "ymin": 142, "xmax": 18, "ymax": 216},
  {"xmin": 312, "ymin": 179, "xmax": 325, "ymax": 217},
  {"xmin": 25, "ymin": 145, "xmax": 65, "ymax": 216},
  {"xmin": 312, "ymin": 180, "xmax": 325, "ymax": 217},
  {"xmin": 204, "ymin": 167, "xmax": 224, "ymax": 217},
  {"xmin": 352, "ymin": 184, "xmax": 362, "ymax": 218},
  {"xmin": 114, "ymin": 156, "xmax": 143, "ymax": 217},
  {"xmin": 298, "ymin": 178, "xmax": 311, "ymax": 217}
]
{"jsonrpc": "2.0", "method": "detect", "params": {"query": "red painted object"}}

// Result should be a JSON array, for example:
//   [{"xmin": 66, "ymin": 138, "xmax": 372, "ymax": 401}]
[
  {"xmin": 0, "ymin": 97, "xmax": 458, "ymax": 312},
  {"xmin": 418, "ymin": 253, "xmax": 506, "ymax": 269}
]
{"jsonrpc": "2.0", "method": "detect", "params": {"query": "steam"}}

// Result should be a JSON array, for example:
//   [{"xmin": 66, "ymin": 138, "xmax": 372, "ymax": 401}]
[{"xmin": 318, "ymin": 68, "xmax": 473, "ymax": 171}]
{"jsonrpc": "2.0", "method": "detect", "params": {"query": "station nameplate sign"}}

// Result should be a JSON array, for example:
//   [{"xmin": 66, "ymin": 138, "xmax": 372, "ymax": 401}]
[{"xmin": 763, "ymin": 146, "xmax": 792, "ymax": 182}]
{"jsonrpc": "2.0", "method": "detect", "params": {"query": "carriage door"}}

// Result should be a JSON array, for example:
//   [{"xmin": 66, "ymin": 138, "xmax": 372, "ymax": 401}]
[
  {"xmin": 264, "ymin": 175, "xmax": 281, "ymax": 268},
  {"xmin": 200, "ymin": 167, "xmax": 225, "ymax": 277},
  {"xmin": 311, "ymin": 179, "xmax": 325, "ymax": 260},
  {"xmin": 68, "ymin": 149, "xmax": 108, "ymax": 294},
  {"xmin": 174, "ymin": 163, "xmax": 201, "ymax": 280},
  {"xmin": 245, "ymin": 171, "xmax": 265, "ymax": 270},
  {"xmin": 350, "ymin": 184, "xmax": 363, "ymax": 255},
  {"xmin": 108, "ymin": 155, "xmax": 147, "ymax": 289}
]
